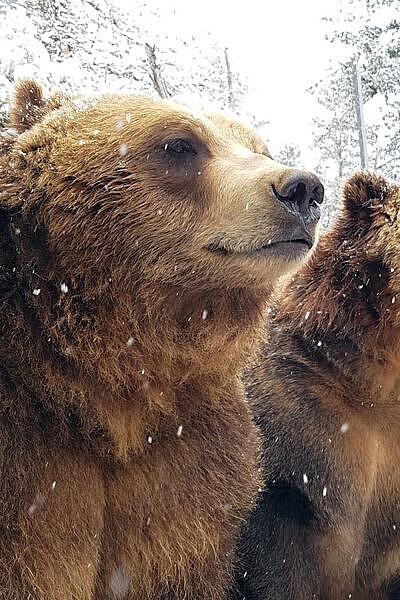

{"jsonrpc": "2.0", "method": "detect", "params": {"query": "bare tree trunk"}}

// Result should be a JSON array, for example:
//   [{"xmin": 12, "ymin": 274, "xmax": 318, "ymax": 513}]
[
  {"xmin": 352, "ymin": 59, "xmax": 369, "ymax": 169},
  {"xmin": 224, "ymin": 47, "xmax": 235, "ymax": 110},
  {"xmin": 145, "ymin": 43, "xmax": 170, "ymax": 99}
]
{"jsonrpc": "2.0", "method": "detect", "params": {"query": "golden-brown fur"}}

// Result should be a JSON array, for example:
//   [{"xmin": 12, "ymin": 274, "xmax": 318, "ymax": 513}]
[
  {"xmin": 232, "ymin": 173, "xmax": 400, "ymax": 600},
  {"xmin": 0, "ymin": 80, "xmax": 320, "ymax": 600}
]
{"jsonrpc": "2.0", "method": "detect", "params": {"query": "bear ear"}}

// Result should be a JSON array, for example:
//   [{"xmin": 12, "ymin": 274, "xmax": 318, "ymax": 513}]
[
  {"xmin": 9, "ymin": 80, "xmax": 46, "ymax": 133},
  {"xmin": 9, "ymin": 79, "xmax": 64, "ymax": 134},
  {"xmin": 342, "ymin": 171, "xmax": 392, "ymax": 215}
]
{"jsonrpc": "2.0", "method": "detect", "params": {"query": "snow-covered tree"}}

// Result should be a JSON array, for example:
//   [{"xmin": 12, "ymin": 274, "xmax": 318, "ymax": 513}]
[
  {"xmin": 275, "ymin": 143, "xmax": 302, "ymax": 168},
  {"xmin": 309, "ymin": 0, "xmax": 399, "ymax": 227},
  {"xmin": 0, "ymin": 0, "xmax": 254, "ymax": 130}
]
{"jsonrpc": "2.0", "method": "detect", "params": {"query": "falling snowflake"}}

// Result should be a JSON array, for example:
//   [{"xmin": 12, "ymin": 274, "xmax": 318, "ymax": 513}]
[
  {"xmin": 109, "ymin": 565, "xmax": 130, "ymax": 599},
  {"xmin": 28, "ymin": 493, "xmax": 45, "ymax": 515}
]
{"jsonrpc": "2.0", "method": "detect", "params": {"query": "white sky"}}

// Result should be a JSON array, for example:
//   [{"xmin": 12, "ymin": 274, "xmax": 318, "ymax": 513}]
[{"xmin": 116, "ymin": 0, "xmax": 340, "ymax": 166}]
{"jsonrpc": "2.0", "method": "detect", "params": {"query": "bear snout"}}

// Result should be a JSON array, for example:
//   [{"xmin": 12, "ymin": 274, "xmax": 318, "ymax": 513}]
[{"xmin": 272, "ymin": 170, "xmax": 324, "ymax": 221}]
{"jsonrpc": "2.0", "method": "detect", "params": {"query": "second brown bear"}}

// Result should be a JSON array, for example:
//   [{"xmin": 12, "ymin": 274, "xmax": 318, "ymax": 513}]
[{"xmin": 233, "ymin": 172, "xmax": 400, "ymax": 600}]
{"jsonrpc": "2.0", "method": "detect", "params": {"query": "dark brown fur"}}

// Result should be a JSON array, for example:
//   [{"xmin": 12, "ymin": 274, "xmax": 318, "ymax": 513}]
[
  {"xmin": 233, "ymin": 172, "xmax": 400, "ymax": 599},
  {"xmin": 0, "ymin": 81, "xmax": 320, "ymax": 599}
]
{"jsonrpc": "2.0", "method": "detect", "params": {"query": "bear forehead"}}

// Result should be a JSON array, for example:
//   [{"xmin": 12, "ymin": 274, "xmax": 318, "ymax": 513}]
[{"xmin": 58, "ymin": 94, "xmax": 269, "ymax": 156}]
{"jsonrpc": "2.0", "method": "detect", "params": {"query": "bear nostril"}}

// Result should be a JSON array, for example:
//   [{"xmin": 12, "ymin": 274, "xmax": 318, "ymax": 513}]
[
  {"xmin": 311, "ymin": 182, "xmax": 325, "ymax": 206},
  {"xmin": 272, "ymin": 173, "xmax": 324, "ymax": 216},
  {"xmin": 290, "ymin": 181, "xmax": 307, "ymax": 206}
]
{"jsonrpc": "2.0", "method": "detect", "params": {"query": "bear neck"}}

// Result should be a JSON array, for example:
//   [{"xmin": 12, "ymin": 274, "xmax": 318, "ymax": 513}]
[
  {"xmin": 1, "ymin": 277, "xmax": 269, "ymax": 459},
  {"xmin": 72, "ymin": 281, "xmax": 268, "ymax": 379}
]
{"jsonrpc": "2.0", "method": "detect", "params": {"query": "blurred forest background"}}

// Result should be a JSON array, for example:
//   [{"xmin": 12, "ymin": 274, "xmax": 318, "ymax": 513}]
[{"xmin": 0, "ymin": 0, "xmax": 398, "ymax": 228}]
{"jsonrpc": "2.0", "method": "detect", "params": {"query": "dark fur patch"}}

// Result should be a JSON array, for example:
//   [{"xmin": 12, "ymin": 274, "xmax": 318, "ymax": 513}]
[{"xmin": 266, "ymin": 480, "xmax": 315, "ymax": 527}]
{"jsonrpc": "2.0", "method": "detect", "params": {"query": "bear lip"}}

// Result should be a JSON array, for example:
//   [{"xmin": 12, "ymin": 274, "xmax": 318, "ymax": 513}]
[
  {"xmin": 206, "ymin": 232, "xmax": 313, "ymax": 259},
  {"xmin": 253, "ymin": 239, "xmax": 312, "ymax": 260},
  {"xmin": 260, "ymin": 236, "xmax": 313, "ymax": 251}
]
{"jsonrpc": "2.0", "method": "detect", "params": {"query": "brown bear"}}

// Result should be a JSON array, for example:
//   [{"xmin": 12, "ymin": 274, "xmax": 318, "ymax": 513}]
[
  {"xmin": 232, "ymin": 172, "xmax": 400, "ymax": 600},
  {"xmin": 0, "ymin": 80, "xmax": 323, "ymax": 600}
]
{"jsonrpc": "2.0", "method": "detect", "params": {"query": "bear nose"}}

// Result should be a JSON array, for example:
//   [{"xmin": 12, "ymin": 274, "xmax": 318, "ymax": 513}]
[{"xmin": 272, "ymin": 172, "xmax": 324, "ymax": 217}]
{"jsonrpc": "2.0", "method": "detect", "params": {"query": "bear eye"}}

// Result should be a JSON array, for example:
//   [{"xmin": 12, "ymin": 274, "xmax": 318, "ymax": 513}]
[{"xmin": 164, "ymin": 138, "xmax": 197, "ymax": 156}]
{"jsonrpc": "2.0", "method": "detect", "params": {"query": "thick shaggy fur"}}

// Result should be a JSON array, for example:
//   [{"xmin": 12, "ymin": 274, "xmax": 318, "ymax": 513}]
[
  {"xmin": 0, "ymin": 81, "xmax": 320, "ymax": 600},
  {"xmin": 233, "ymin": 172, "xmax": 400, "ymax": 599}
]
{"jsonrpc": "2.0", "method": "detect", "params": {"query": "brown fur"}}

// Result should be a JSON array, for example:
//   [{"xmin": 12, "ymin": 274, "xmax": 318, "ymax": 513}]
[
  {"xmin": 9, "ymin": 79, "xmax": 65, "ymax": 133},
  {"xmin": 0, "ymin": 80, "xmax": 320, "ymax": 599},
  {"xmin": 232, "ymin": 172, "xmax": 400, "ymax": 599}
]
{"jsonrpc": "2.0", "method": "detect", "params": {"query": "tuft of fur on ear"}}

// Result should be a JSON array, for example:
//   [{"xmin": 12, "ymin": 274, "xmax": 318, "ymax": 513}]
[
  {"xmin": 9, "ymin": 80, "xmax": 46, "ymax": 133},
  {"xmin": 342, "ymin": 171, "xmax": 392, "ymax": 215},
  {"xmin": 9, "ymin": 79, "xmax": 64, "ymax": 134}
]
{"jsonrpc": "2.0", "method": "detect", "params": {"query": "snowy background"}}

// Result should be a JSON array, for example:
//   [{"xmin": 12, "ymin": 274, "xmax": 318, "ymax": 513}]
[{"xmin": 0, "ymin": 0, "xmax": 398, "ymax": 227}]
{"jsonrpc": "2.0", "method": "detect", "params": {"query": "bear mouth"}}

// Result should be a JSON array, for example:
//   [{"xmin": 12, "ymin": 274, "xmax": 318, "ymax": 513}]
[{"xmin": 206, "ymin": 234, "xmax": 313, "ymax": 260}]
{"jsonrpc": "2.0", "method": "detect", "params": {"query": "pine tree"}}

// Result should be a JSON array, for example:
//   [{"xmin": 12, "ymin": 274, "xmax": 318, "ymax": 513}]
[
  {"xmin": 275, "ymin": 143, "xmax": 302, "ymax": 168},
  {"xmin": 309, "ymin": 0, "xmax": 399, "ymax": 227},
  {"xmin": 0, "ymin": 0, "xmax": 254, "ymax": 130}
]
